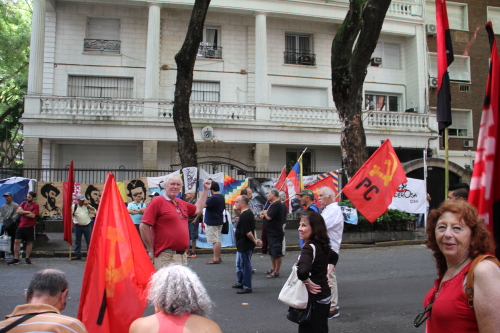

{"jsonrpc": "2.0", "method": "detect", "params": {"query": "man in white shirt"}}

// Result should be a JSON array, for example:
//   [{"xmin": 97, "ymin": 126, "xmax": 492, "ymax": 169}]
[
  {"xmin": 71, "ymin": 195, "xmax": 96, "ymax": 260},
  {"xmin": 319, "ymin": 186, "xmax": 344, "ymax": 319}
]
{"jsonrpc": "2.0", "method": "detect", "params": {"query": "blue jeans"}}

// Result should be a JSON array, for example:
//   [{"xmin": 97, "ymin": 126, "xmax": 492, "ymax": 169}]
[
  {"xmin": 74, "ymin": 224, "xmax": 92, "ymax": 256},
  {"xmin": 236, "ymin": 250, "xmax": 253, "ymax": 290}
]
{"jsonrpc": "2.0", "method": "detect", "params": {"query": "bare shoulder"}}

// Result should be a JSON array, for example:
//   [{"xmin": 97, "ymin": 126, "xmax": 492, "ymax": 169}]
[
  {"xmin": 474, "ymin": 259, "xmax": 500, "ymax": 282},
  {"xmin": 129, "ymin": 315, "xmax": 159, "ymax": 333},
  {"xmin": 184, "ymin": 315, "xmax": 222, "ymax": 333}
]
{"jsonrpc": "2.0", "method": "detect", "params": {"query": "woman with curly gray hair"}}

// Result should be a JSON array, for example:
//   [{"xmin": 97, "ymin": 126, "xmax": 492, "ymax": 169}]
[{"xmin": 129, "ymin": 265, "xmax": 221, "ymax": 333}]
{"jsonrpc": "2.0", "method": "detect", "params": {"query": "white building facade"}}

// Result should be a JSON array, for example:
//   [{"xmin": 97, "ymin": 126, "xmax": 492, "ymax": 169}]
[{"xmin": 22, "ymin": 0, "xmax": 440, "ymax": 176}]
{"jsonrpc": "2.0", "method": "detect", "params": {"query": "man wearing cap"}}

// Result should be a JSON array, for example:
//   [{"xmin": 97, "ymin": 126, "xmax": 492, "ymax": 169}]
[
  {"xmin": 8, "ymin": 192, "xmax": 39, "ymax": 265},
  {"xmin": 40, "ymin": 183, "xmax": 62, "ymax": 216},
  {"xmin": 1, "ymin": 192, "xmax": 19, "ymax": 259},
  {"xmin": 297, "ymin": 189, "xmax": 320, "ymax": 248},
  {"xmin": 71, "ymin": 195, "xmax": 96, "ymax": 260}
]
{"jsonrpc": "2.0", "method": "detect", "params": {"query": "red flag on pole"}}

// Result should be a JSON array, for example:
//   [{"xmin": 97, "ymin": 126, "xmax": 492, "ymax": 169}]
[
  {"xmin": 436, "ymin": 0, "xmax": 454, "ymax": 134},
  {"xmin": 274, "ymin": 165, "xmax": 287, "ymax": 191},
  {"xmin": 62, "ymin": 161, "xmax": 74, "ymax": 245},
  {"xmin": 306, "ymin": 176, "xmax": 339, "ymax": 206},
  {"xmin": 342, "ymin": 140, "xmax": 407, "ymax": 222},
  {"xmin": 468, "ymin": 22, "xmax": 500, "ymax": 258},
  {"xmin": 77, "ymin": 173, "xmax": 155, "ymax": 333}
]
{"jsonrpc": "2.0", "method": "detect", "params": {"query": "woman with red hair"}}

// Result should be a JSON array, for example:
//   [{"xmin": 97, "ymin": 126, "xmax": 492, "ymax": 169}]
[{"xmin": 415, "ymin": 200, "xmax": 500, "ymax": 332}]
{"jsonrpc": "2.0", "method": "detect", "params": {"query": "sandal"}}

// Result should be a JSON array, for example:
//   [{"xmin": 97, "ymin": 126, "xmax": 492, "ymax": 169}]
[
  {"xmin": 264, "ymin": 269, "xmax": 274, "ymax": 275},
  {"xmin": 206, "ymin": 258, "xmax": 222, "ymax": 264},
  {"xmin": 266, "ymin": 272, "xmax": 279, "ymax": 278}
]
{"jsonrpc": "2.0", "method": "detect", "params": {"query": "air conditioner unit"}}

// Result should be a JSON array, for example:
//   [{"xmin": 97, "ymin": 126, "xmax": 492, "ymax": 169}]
[
  {"xmin": 370, "ymin": 57, "xmax": 382, "ymax": 66},
  {"xmin": 429, "ymin": 77, "xmax": 438, "ymax": 88},
  {"xmin": 298, "ymin": 55, "xmax": 313, "ymax": 65},
  {"xmin": 463, "ymin": 140, "xmax": 473, "ymax": 148},
  {"xmin": 426, "ymin": 24, "xmax": 437, "ymax": 35}
]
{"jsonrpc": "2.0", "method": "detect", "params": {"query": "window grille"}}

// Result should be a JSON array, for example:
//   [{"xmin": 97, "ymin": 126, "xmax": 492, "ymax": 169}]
[{"xmin": 68, "ymin": 76, "xmax": 133, "ymax": 99}]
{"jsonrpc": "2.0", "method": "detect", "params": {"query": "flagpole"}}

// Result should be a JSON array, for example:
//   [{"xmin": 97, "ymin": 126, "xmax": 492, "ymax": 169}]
[{"xmin": 444, "ymin": 127, "xmax": 449, "ymax": 200}]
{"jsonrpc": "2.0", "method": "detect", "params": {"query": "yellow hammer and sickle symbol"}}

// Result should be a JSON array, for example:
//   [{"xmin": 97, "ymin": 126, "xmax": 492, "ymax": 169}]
[
  {"xmin": 105, "ymin": 226, "xmax": 134, "ymax": 297},
  {"xmin": 368, "ymin": 152, "xmax": 399, "ymax": 187}
]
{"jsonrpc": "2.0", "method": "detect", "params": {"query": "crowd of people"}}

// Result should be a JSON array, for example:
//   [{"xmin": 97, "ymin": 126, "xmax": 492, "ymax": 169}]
[{"xmin": 2, "ymin": 175, "xmax": 500, "ymax": 333}]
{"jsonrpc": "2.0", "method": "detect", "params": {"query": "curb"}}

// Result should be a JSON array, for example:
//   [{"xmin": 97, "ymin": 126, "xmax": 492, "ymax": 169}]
[{"xmin": 28, "ymin": 240, "xmax": 426, "ymax": 258}]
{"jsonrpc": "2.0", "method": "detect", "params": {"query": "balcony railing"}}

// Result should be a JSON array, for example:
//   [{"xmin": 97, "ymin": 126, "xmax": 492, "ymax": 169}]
[
  {"xmin": 197, "ymin": 44, "xmax": 223, "ymax": 59},
  {"xmin": 159, "ymin": 102, "xmax": 256, "ymax": 120},
  {"xmin": 83, "ymin": 39, "xmax": 121, "ymax": 53},
  {"xmin": 284, "ymin": 52, "xmax": 316, "ymax": 66},
  {"xmin": 33, "ymin": 98, "xmax": 431, "ymax": 132},
  {"xmin": 40, "ymin": 98, "xmax": 143, "ymax": 117}
]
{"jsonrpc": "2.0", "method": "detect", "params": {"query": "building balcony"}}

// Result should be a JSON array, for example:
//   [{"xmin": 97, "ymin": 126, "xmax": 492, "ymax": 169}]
[
  {"xmin": 24, "ymin": 97, "xmax": 435, "ymax": 136},
  {"xmin": 83, "ymin": 39, "xmax": 121, "ymax": 53},
  {"xmin": 197, "ymin": 44, "xmax": 223, "ymax": 59},
  {"xmin": 284, "ymin": 52, "xmax": 316, "ymax": 66}
]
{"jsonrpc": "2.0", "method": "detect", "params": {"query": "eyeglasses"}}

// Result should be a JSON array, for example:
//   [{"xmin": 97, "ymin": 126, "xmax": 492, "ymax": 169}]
[
  {"xmin": 172, "ymin": 199, "xmax": 186, "ymax": 220},
  {"xmin": 414, "ymin": 302, "xmax": 433, "ymax": 328}
]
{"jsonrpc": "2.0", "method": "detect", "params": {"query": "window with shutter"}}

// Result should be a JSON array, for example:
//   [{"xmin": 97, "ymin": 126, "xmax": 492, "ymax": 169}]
[
  {"xmin": 449, "ymin": 110, "xmax": 472, "ymax": 137},
  {"xmin": 487, "ymin": 7, "xmax": 500, "ymax": 34},
  {"xmin": 68, "ymin": 76, "xmax": 133, "ymax": 99},
  {"xmin": 85, "ymin": 18, "xmax": 121, "ymax": 53},
  {"xmin": 191, "ymin": 82, "xmax": 220, "ymax": 102},
  {"xmin": 425, "ymin": 1, "xmax": 468, "ymax": 30},
  {"xmin": 428, "ymin": 53, "xmax": 471, "ymax": 82},
  {"xmin": 372, "ymin": 42, "xmax": 401, "ymax": 69}
]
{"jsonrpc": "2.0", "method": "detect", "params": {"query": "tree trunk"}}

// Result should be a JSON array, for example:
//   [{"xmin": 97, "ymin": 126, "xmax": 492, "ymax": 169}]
[
  {"xmin": 331, "ymin": 0, "xmax": 392, "ymax": 179},
  {"xmin": 173, "ymin": 0, "xmax": 211, "ymax": 168}
]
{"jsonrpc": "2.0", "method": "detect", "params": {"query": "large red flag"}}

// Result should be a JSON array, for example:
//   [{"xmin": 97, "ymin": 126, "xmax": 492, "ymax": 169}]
[
  {"xmin": 436, "ymin": 0, "xmax": 454, "ymax": 134},
  {"xmin": 78, "ymin": 173, "xmax": 155, "ymax": 333},
  {"xmin": 469, "ymin": 22, "xmax": 500, "ymax": 258},
  {"xmin": 62, "ymin": 161, "xmax": 74, "ymax": 245},
  {"xmin": 306, "ymin": 176, "xmax": 339, "ymax": 206},
  {"xmin": 342, "ymin": 140, "xmax": 407, "ymax": 222}
]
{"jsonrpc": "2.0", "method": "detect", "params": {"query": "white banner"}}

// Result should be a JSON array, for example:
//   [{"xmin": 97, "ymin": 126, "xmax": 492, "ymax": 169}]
[
  {"xmin": 147, "ymin": 170, "xmax": 180, "ymax": 196},
  {"xmin": 198, "ymin": 169, "xmax": 224, "ymax": 190},
  {"xmin": 388, "ymin": 178, "xmax": 426, "ymax": 214},
  {"xmin": 182, "ymin": 167, "xmax": 198, "ymax": 193}
]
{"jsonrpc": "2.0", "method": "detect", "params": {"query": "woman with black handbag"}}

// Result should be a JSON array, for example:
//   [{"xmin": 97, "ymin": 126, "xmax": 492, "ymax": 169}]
[{"xmin": 296, "ymin": 211, "xmax": 338, "ymax": 333}]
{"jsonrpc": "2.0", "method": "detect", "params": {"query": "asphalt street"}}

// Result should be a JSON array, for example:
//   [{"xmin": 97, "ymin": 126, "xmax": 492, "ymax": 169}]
[{"xmin": 0, "ymin": 244, "xmax": 436, "ymax": 333}]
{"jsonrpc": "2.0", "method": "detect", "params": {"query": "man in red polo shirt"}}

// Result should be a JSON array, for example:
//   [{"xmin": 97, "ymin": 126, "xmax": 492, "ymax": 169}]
[
  {"xmin": 8, "ymin": 192, "xmax": 39, "ymax": 265},
  {"xmin": 140, "ymin": 175, "xmax": 211, "ymax": 269}
]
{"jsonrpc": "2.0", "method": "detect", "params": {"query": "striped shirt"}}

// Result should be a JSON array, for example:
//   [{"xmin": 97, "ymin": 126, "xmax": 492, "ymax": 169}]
[{"xmin": 0, "ymin": 304, "xmax": 88, "ymax": 333}]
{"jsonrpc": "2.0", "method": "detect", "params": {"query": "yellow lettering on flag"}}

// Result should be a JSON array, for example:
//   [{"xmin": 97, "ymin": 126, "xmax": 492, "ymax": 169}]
[{"xmin": 368, "ymin": 152, "xmax": 399, "ymax": 187}]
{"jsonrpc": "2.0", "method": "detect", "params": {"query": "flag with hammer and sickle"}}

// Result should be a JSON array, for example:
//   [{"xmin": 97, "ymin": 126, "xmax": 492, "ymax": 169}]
[
  {"xmin": 77, "ymin": 173, "xmax": 155, "ymax": 333},
  {"xmin": 343, "ymin": 139, "xmax": 407, "ymax": 222}
]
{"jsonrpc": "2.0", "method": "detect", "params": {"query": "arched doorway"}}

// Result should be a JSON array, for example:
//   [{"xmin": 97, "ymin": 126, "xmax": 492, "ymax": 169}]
[{"xmin": 404, "ymin": 158, "xmax": 471, "ymax": 209}]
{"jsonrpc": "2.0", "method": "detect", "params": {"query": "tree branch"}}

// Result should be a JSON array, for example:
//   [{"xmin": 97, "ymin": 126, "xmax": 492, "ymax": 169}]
[{"xmin": 0, "ymin": 62, "xmax": 29, "ymax": 85}]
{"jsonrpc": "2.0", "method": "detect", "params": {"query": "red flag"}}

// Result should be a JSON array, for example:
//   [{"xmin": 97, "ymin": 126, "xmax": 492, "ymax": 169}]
[
  {"xmin": 342, "ymin": 140, "xmax": 407, "ymax": 222},
  {"xmin": 274, "ymin": 165, "xmax": 287, "ymax": 191},
  {"xmin": 306, "ymin": 176, "xmax": 339, "ymax": 206},
  {"xmin": 62, "ymin": 161, "xmax": 74, "ymax": 245},
  {"xmin": 436, "ymin": 0, "xmax": 454, "ymax": 134},
  {"xmin": 78, "ymin": 173, "xmax": 155, "ymax": 333},
  {"xmin": 469, "ymin": 22, "xmax": 500, "ymax": 258}
]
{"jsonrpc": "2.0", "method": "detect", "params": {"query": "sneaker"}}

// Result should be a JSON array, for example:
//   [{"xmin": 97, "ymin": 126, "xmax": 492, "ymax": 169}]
[
  {"xmin": 7, "ymin": 258, "xmax": 20, "ymax": 265},
  {"xmin": 71, "ymin": 256, "xmax": 82, "ymax": 260},
  {"xmin": 25, "ymin": 258, "xmax": 32, "ymax": 265},
  {"xmin": 187, "ymin": 252, "xmax": 197, "ymax": 258},
  {"xmin": 328, "ymin": 308, "xmax": 340, "ymax": 319}
]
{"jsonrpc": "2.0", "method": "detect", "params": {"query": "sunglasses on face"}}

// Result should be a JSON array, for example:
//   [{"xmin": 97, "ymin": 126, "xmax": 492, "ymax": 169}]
[{"xmin": 414, "ymin": 302, "xmax": 433, "ymax": 328}]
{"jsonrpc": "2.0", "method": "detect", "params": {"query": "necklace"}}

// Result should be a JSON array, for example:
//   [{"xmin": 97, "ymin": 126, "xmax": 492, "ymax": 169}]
[{"xmin": 445, "ymin": 257, "xmax": 470, "ymax": 281}]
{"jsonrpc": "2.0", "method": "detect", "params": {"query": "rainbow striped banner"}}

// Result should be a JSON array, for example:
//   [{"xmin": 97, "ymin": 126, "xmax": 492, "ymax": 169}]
[
  {"xmin": 222, "ymin": 175, "xmax": 248, "ymax": 205},
  {"xmin": 317, "ymin": 171, "xmax": 339, "ymax": 190}
]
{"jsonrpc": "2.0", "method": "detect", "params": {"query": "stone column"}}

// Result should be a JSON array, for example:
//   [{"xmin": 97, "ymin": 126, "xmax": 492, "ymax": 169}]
[
  {"xmin": 254, "ymin": 143, "xmax": 270, "ymax": 171},
  {"xmin": 24, "ymin": 138, "xmax": 43, "ymax": 168},
  {"xmin": 143, "ymin": 141, "xmax": 158, "ymax": 169},
  {"xmin": 145, "ymin": 3, "xmax": 161, "ymax": 100},
  {"xmin": 27, "ymin": 0, "xmax": 46, "ymax": 95},
  {"xmin": 254, "ymin": 12, "xmax": 268, "ymax": 104}
]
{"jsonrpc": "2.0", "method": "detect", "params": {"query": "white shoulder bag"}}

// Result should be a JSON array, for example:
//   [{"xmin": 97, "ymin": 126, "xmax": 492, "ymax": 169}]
[{"xmin": 278, "ymin": 244, "xmax": 316, "ymax": 309}]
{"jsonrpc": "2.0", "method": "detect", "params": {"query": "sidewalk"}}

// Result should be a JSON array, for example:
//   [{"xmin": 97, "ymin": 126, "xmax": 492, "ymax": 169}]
[{"xmin": 27, "ymin": 229, "xmax": 425, "ymax": 258}]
